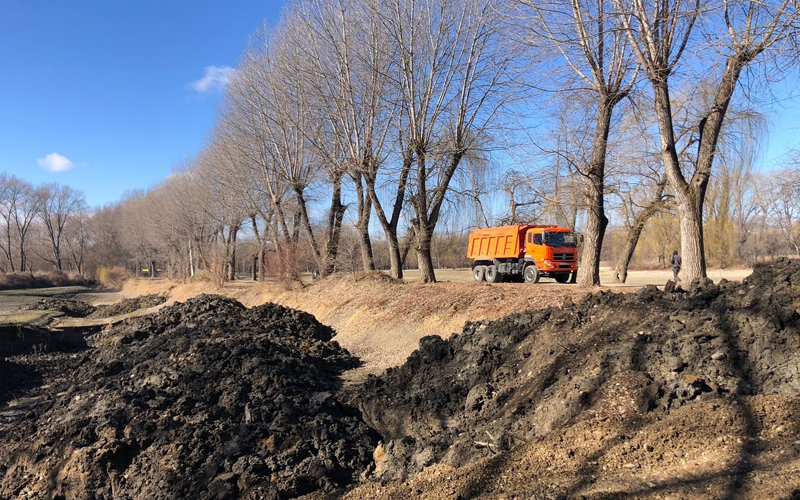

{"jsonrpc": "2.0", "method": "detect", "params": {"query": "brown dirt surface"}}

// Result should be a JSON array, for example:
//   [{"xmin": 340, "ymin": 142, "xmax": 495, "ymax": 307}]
[{"xmin": 5, "ymin": 263, "xmax": 797, "ymax": 499}]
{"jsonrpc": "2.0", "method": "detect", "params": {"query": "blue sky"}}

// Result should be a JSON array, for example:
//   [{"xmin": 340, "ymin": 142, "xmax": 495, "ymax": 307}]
[{"xmin": 0, "ymin": 0, "xmax": 286, "ymax": 206}]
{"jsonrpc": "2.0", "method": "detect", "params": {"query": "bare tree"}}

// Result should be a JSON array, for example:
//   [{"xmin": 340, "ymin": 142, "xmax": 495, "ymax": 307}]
[
  {"xmin": 293, "ymin": 0, "xmax": 396, "ymax": 272},
  {"xmin": 616, "ymin": 0, "xmax": 799, "ymax": 281},
  {"xmin": 64, "ymin": 208, "xmax": 93, "ymax": 274},
  {"xmin": 519, "ymin": 0, "xmax": 639, "ymax": 286},
  {"xmin": 0, "ymin": 175, "xmax": 41, "ymax": 272},
  {"xmin": 37, "ymin": 183, "xmax": 85, "ymax": 271},
  {"xmin": 386, "ymin": 0, "xmax": 519, "ymax": 282}
]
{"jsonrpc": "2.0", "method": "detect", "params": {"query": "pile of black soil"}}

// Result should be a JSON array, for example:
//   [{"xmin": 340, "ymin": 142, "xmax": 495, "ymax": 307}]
[
  {"xmin": 22, "ymin": 297, "xmax": 96, "ymax": 317},
  {"xmin": 0, "ymin": 295, "xmax": 377, "ymax": 500},
  {"xmin": 89, "ymin": 294, "xmax": 167, "ymax": 318},
  {"xmin": 349, "ymin": 259, "xmax": 800, "ymax": 480}
]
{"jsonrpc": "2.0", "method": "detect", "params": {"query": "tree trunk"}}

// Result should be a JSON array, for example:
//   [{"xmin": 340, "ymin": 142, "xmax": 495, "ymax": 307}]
[
  {"xmin": 365, "ymin": 152, "xmax": 412, "ymax": 279},
  {"xmin": 3, "ymin": 225, "xmax": 14, "ymax": 272},
  {"xmin": 386, "ymin": 233, "xmax": 403, "ymax": 278},
  {"xmin": 414, "ymin": 225, "xmax": 437, "ymax": 283},
  {"xmin": 323, "ymin": 175, "xmax": 346, "ymax": 276},
  {"xmin": 614, "ymin": 208, "xmax": 658, "ymax": 283},
  {"xmin": 651, "ymin": 82, "xmax": 706, "ymax": 282},
  {"xmin": 577, "ymin": 100, "xmax": 614, "ymax": 287},
  {"xmin": 228, "ymin": 224, "xmax": 239, "ymax": 281},
  {"xmin": 252, "ymin": 254, "xmax": 258, "ymax": 281},
  {"xmin": 355, "ymin": 173, "xmax": 375, "ymax": 271},
  {"xmin": 294, "ymin": 187, "xmax": 322, "ymax": 269}
]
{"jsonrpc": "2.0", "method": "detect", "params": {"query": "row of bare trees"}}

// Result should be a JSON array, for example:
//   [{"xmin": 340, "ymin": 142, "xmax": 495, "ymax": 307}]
[
  {"xmin": 111, "ymin": 0, "xmax": 800, "ymax": 284},
  {"xmin": 0, "ymin": 174, "xmax": 89, "ymax": 274},
  {"xmin": 8, "ymin": 0, "xmax": 797, "ymax": 285}
]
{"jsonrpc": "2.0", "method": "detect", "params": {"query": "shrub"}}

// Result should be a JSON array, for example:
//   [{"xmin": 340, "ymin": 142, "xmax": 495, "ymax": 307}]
[{"xmin": 96, "ymin": 266, "xmax": 129, "ymax": 288}]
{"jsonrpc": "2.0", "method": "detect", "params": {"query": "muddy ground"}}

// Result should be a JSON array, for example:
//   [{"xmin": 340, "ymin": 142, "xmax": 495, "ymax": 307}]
[{"xmin": 1, "ymin": 261, "xmax": 799, "ymax": 499}]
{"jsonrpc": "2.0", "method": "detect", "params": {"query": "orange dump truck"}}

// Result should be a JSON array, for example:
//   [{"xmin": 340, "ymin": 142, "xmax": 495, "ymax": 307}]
[{"xmin": 467, "ymin": 225, "xmax": 579, "ymax": 283}]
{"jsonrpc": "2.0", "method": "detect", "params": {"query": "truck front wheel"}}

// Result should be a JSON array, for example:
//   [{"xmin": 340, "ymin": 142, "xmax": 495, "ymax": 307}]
[
  {"xmin": 524, "ymin": 265, "xmax": 540, "ymax": 284},
  {"xmin": 554, "ymin": 272, "xmax": 570, "ymax": 284},
  {"xmin": 473, "ymin": 265, "xmax": 486, "ymax": 282}
]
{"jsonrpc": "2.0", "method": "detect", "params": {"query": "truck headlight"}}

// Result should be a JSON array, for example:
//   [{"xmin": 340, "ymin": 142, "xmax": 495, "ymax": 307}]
[{"xmin": 544, "ymin": 260, "xmax": 553, "ymax": 268}]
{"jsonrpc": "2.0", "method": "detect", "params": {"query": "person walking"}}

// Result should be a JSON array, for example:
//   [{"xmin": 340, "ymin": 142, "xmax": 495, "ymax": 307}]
[{"xmin": 671, "ymin": 250, "xmax": 682, "ymax": 283}]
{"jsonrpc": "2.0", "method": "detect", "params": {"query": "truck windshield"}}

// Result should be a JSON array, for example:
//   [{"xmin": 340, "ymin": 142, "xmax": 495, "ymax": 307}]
[{"xmin": 544, "ymin": 231, "xmax": 577, "ymax": 247}]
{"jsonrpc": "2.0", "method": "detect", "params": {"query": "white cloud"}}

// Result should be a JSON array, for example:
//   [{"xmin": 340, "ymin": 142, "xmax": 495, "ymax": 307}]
[
  {"xmin": 37, "ymin": 153, "xmax": 76, "ymax": 173},
  {"xmin": 190, "ymin": 65, "xmax": 236, "ymax": 93}
]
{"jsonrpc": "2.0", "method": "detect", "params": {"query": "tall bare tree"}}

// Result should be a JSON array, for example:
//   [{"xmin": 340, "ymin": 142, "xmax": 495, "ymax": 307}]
[
  {"xmin": 293, "ymin": 0, "xmax": 396, "ymax": 272},
  {"xmin": 519, "ymin": 0, "xmax": 639, "ymax": 286},
  {"xmin": 616, "ymin": 0, "xmax": 799, "ymax": 281},
  {"xmin": 37, "ymin": 183, "xmax": 85, "ymax": 271},
  {"xmin": 386, "ymin": 0, "xmax": 519, "ymax": 282}
]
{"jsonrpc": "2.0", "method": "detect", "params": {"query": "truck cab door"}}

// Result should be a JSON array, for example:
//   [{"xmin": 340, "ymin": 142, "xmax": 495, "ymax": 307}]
[{"xmin": 525, "ymin": 232, "xmax": 544, "ymax": 260}]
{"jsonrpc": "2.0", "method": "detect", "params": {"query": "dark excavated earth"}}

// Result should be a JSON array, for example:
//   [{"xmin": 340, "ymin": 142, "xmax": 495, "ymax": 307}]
[
  {"xmin": 0, "ymin": 295, "xmax": 377, "ymax": 500},
  {"xmin": 3, "ymin": 260, "xmax": 800, "ymax": 499},
  {"xmin": 346, "ymin": 259, "xmax": 800, "ymax": 482}
]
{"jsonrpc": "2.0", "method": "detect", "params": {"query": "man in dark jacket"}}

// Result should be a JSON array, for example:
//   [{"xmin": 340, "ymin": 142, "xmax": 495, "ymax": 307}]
[{"xmin": 671, "ymin": 250, "xmax": 682, "ymax": 283}]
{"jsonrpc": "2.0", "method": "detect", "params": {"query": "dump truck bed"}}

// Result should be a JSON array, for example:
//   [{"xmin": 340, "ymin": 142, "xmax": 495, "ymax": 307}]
[{"xmin": 467, "ymin": 225, "xmax": 528, "ymax": 260}]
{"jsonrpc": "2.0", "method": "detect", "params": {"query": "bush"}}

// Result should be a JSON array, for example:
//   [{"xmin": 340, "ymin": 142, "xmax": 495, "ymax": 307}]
[{"xmin": 96, "ymin": 266, "xmax": 129, "ymax": 288}]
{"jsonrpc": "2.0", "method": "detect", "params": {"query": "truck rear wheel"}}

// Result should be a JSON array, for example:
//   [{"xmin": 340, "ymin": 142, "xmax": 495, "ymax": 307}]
[
  {"xmin": 485, "ymin": 265, "xmax": 500, "ymax": 283},
  {"xmin": 523, "ymin": 265, "xmax": 540, "ymax": 283},
  {"xmin": 473, "ymin": 265, "xmax": 486, "ymax": 282},
  {"xmin": 554, "ymin": 272, "xmax": 570, "ymax": 284}
]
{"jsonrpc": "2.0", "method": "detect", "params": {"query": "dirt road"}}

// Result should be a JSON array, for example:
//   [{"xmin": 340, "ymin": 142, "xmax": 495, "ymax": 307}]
[{"xmin": 402, "ymin": 266, "xmax": 752, "ymax": 285}]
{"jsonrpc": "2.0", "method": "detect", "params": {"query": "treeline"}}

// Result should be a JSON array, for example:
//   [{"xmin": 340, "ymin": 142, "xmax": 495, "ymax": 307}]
[
  {"xmin": 5, "ymin": 0, "xmax": 799, "ymax": 285},
  {"xmin": 0, "ymin": 174, "xmax": 90, "ymax": 275}
]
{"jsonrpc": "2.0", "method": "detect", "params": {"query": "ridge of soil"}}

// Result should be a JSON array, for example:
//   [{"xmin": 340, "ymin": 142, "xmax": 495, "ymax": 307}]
[
  {"xmin": 88, "ymin": 294, "xmax": 167, "ymax": 319},
  {"xmin": 22, "ymin": 298, "xmax": 96, "ymax": 318},
  {"xmin": 343, "ymin": 259, "xmax": 800, "ymax": 499}
]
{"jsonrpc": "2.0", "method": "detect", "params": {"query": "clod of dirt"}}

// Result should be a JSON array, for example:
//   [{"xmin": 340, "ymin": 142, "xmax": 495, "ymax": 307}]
[
  {"xmin": 89, "ymin": 294, "xmax": 167, "ymax": 318},
  {"xmin": 0, "ymin": 295, "xmax": 377, "ymax": 500},
  {"xmin": 22, "ymin": 297, "xmax": 96, "ymax": 317},
  {"xmin": 347, "ymin": 259, "xmax": 800, "ymax": 486}
]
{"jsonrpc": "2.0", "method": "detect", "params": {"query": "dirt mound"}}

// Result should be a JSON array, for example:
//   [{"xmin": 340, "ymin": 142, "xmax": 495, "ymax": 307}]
[
  {"xmin": 22, "ymin": 297, "xmax": 96, "ymax": 317},
  {"xmin": 0, "ymin": 295, "xmax": 377, "ymax": 500},
  {"xmin": 346, "ymin": 259, "xmax": 800, "ymax": 495},
  {"xmin": 89, "ymin": 293, "xmax": 167, "ymax": 318}
]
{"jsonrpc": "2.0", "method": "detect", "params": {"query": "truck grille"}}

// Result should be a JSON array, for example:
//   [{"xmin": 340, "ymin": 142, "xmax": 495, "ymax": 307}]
[{"xmin": 552, "ymin": 253, "xmax": 575, "ymax": 261}]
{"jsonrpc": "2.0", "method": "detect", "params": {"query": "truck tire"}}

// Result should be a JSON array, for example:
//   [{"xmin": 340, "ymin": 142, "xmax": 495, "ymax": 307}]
[
  {"xmin": 485, "ymin": 265, "xmax": 499, "ymax": 283},
  {"xmin": 523, "ymin": 265, "xmax": 540, "ymax": 284},
  {"xmin": 554, "ymin": 272, "xmax": 570, "ymax": 284},
  {"xmin": 473, "ymin": 265, "xmax": 486, "ymax": 282}
]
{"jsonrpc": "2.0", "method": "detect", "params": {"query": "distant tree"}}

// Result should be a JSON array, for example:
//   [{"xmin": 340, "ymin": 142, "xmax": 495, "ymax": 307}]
[{"xmin": 37, "ymin": 183, "xmax": 85, "ymax": 271}]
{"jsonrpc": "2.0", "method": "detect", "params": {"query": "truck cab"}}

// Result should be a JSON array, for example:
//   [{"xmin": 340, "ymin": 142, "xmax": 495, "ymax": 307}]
[
  {"xmin": 467, "ymin": 224, "xmax": 578, "ymax": 283},
  {"xmin": 523, "ymin": 228, "xmax": 578, "ymax": 283}
]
